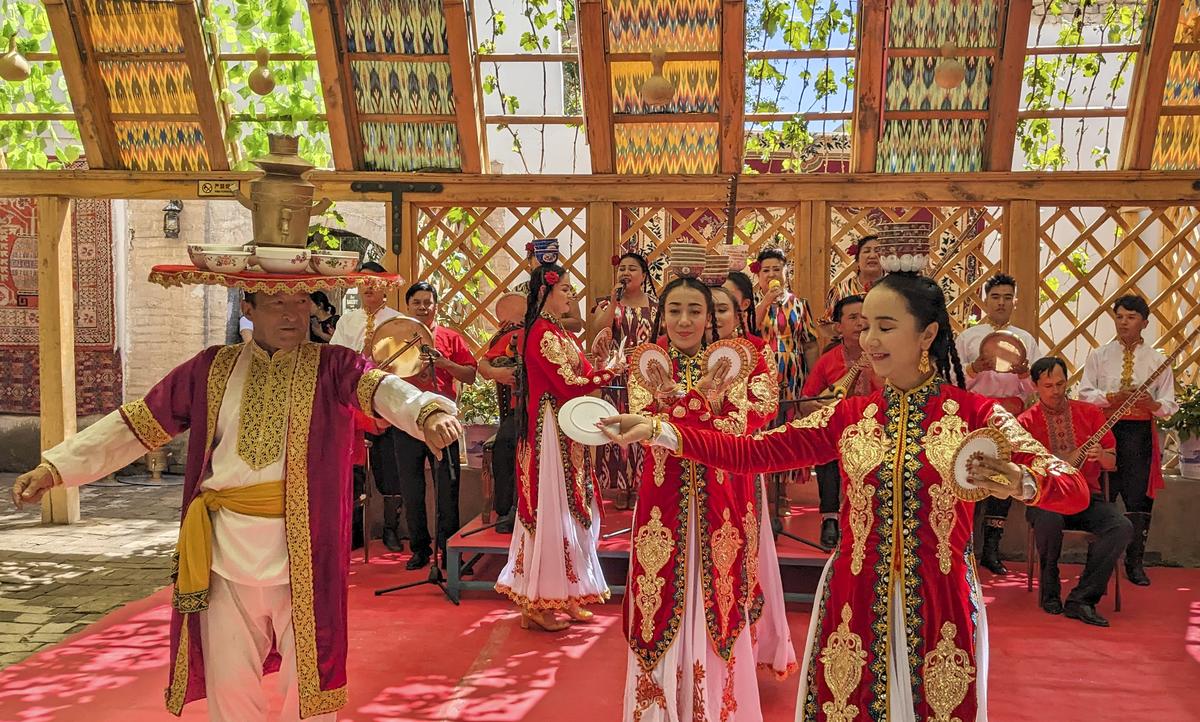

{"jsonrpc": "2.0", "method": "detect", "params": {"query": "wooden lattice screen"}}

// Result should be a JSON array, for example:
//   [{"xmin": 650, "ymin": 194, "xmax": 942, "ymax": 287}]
[
  {"xmin": 1037, "ymin": 204, "xmax": 1200, "ymax": 385},
  {"xmin": 413, "ymin": 204, "xmax": 588, "ymax": 355}
]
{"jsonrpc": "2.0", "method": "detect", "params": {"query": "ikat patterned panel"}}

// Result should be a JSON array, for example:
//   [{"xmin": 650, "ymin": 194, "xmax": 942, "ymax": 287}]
[
  {"xmin": 614, "ymin": 122, "xmax": 719, "ymax": 174},
  {"xmin": 114, "ymin": 121, "xmax": 209, "ymax": 171},
  {"xmin": 887, "ymin": 0, "xmax": 1001, "ymax": 48},
  {"xmin": 344, "ymin": 0, "xmax": 448, "ymax": 54},
  {"xmin": 884, "ymin": 56, "xmax": 992, "ymax": 111},
  {"xmin": 360, "ymin": 122, "xmax": 461, "ymax": 171},
  {"xmin": 350, "ymin": 60, "xmax": 455, "ymax": 115},
  {"xmin": 606, "ymin": 0, "xmax": 720, "ymax": 53},
  {"xmin": 610, "ymin": 61, "xmax": 720, "ymax": 114},
  {"xmin": 1152, "ymin": 116, "xmax": 1200, "ymax": 170},
  {"xmin": 99, "ymin": 61, "xmax": 198, "ymax": 115},
  {"xmin": 84, "ymin": 0, "xmax": 184, "ymax": 54},
  {"xmin": 876, "ymin": 118, "xmax": 986, "ymax": 173}
]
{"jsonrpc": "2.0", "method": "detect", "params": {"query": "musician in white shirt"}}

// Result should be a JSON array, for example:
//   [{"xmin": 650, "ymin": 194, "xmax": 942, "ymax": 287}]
[
  {"xmin": 955, "ymin": 272, "xmax": 1040, "ymax": 575},
  {"xmin": 1077, "ymin": 294, "xmax": 1177, "ymax": 586}
]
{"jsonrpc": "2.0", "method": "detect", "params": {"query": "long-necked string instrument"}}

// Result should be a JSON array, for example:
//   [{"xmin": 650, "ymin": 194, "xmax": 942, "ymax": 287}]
[
  {"xmin": 1068, "ymin": 325, "xmax": 1200, "ymax": 468},
  {"xmin": 722, "ymin": 174, "xmax": 739, "ymax": 246}
]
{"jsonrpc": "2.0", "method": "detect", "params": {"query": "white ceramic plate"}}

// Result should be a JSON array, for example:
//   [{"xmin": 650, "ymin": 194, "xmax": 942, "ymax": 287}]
[
  {"xmin": 705, "ymin": 344, "xmax": 744, "ymax": 381},
  {"xmin": 633, "ymin": 344, "xmax": 671, "ymax": 381},
  {"xmin": 558, "ymin": 396, "xmax": 620, "ymax": 446}
]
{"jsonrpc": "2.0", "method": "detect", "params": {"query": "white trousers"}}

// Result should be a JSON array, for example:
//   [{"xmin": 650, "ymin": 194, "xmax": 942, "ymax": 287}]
[{"xmin": 198, "ymin": 574, "xmax": 337, "ymax": 722}]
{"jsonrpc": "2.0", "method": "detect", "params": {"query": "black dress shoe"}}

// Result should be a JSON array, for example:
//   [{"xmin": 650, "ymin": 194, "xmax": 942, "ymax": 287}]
[
  {"xmin": 1064, "ymin": 601, "xmax": 1109, "ymax": 627},
  {"xmin": 1040, "ymin": 597, "xmax": 1064, "ymax": 615},
  {"xmin": 496, "ymin": 512, "xmax": 515, "ymax": 535},
  {"xmin": 406, "ymin": 551, "xmax": 431, "ymax": 570},
  {"xmin": 1125, "ymin": 563, "xmax": 1151, "ymax": 587},
  {"xmin": 382, "ymin": 528, "xmax": 404, "ymax": 553},
  {"xmin": 820, "ymin": 518, "xmax": 839, "ymax": 551}
]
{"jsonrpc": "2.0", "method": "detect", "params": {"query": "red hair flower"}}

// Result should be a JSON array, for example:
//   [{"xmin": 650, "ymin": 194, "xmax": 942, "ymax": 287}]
[
  {"xmin": 610, "ymin": 255, "xmax": 620, "ymax": 266},
  {"xmin": 544, "ymin": 271, "xmax": 560, "ymax": 286},
  {"xmin": 525, "ymin": 242, "xmax": 534, "ymax": 254},
  {"xmin": 749, "ymin": 261, "xmax": 761, "ymax": 274},
  {"xmin": 848, "ymin": 243, "xmax": 859, "ymax": 257}
]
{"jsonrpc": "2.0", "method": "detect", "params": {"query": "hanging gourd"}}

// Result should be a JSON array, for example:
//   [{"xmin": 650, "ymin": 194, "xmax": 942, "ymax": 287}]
[
  {"xmin": 639, "ymin": 47, "xmax": 675, "ymax": 107},
  {"xmin": 933, "ymin": 42, "xmax": 966, "ymax": 90},
  {"xmin": 247, "ymin": 46, "xmax": 275, "ymax": 96},
  {"xmin": 0, "ymin": 36, "xmax": 31, "ymax": 83}
]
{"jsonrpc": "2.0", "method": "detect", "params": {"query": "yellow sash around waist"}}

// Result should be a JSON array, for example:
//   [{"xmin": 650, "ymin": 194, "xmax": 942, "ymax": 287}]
[{"xmin": 173, "ymin": 480, "xmax": 285, "ymax": 613}]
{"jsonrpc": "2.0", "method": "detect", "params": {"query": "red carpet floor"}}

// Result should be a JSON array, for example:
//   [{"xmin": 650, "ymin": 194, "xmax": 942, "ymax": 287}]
[{"xmin": 1, "ymin": 558, "xmax": 1197, "ymax": 721}]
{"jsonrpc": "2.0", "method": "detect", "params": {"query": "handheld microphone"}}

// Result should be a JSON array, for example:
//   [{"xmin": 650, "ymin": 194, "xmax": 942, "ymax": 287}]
[
  {"xmin": 768, "ymin": 278, "xmax": 783, "ymax": 306},
  {"xmin": 615, "ymin": 278, "xmax": 628, "ymax": 302}
]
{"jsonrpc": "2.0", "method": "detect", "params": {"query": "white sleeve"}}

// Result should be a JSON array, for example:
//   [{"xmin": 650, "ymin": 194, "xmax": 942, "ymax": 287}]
[
  {"xmin": 1076, "ymin": 349, "xmax": 1107, "ymax": 406},
  {"xmin": 374, "ymin": 375, "xmax": 458, "ymax": 439},
  {"xmin": 41, "ymin": 411, "xmax": 152, "ymax": 488},
  {"xmin": 1152, "ymin": 364, "xmax": 1178, "ymax": 418},
  {"xmin": 651, "ymin": 421, "xmax": 682, "ymax": 452},
  {"xmin": 329, "ymin": 318, "xmax": 353, "ymax": 349},
  {"xmin": 1016, "ymin": 471, "xmax": 1037, "ymax": 501},
  {"xmin": 239, "ymin": 316, "xmax": 253, "ymax": 332}
]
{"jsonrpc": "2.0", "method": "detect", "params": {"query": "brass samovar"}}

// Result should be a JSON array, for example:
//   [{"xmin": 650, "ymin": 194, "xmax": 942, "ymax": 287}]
[{"xmin": 238, "ymin": 134, "xmax": 331, "ymax": 247}]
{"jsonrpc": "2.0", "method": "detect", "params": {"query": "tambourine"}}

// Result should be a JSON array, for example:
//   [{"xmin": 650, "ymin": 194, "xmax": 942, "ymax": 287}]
[
  {"xmin": 950, "ymin": 427, "xmax": 1013, "ymax": 502},
  {"xmin": 367, "ymin": 315, "xmax": 435, "ymax": 379},
  {"xmin": 980, "ymin": 330, "xmax": 1027, "ymax": 374}
]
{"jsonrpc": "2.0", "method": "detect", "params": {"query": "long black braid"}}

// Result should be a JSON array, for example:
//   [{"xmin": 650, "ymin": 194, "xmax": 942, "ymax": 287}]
[
  {"xmin": 875, "ymin": 272, "xmax": 966, "ymax": 388},
  {"xmin": 515, "ymin": 263, "xmax": 566, "ymax": 446},
  {"xmin": 651, "ymin": 277, "xmax": 721, "ymax": 350},
  {"xmin": 725, "ymin": 270, "xmax": 759, "ymax": 337}
]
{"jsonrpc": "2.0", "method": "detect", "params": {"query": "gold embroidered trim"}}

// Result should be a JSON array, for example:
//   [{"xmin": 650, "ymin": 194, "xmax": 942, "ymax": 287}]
[
  {"xmin": 563, "ymin": 537, "xmax": 580, "ymax": 584},
  {"xmin": 652, "ymin": 445, "xmax": 667, "ymax": 487},
  {"xmin": 356, "ymin": 368, "xmax": 387, "ymax": 417},
  {"xmin": 205, "ymin": 345, "xmax": 241, "ymax": 456},
  {"xmin": 120, "ymin": 398, "xmax": 172, "ymax": 450},
  {"xmin": 924, "ymin": 399, "xmax": 967, "ymax": 575},
  {"xmin": 540, "ymin": 331, "xmax": 590, "ymax": 385},
  {"xmin": 514, "ymin": 536, "xmax": 525, "ymax": 575},
  {"xmin": 923, "ymin": 621, "xmax": 976, "ymax": 722},
  {"xmin": 837, "ymin": 403, "xmax": 885, "ymax": 575},
  {"xmin": 148, "ymin": 266, "xmax": 401, "ymax": 294},
  {"xmin": 747, "ymin": 371, "xmax": 778, "ymax": 418},
  {"xmin": 416, "ymin": 399, "xmax": 446, "ymax": 428},
  {"xmin": 987, "ymin": 406, "xmax": 1074, "ymax": 506},
  {"xmin": 634, "ymin": 506, "xmax": 673, "ymax": 643},
  {"xmin": 163, "ymin": 618, "xmax": 190, "ymax": 715},
  {"xmin": 742, "ymin": 504, "xmax": 759, "ymax": 604},
  {"xmin": 278, "ymin": 343, "xmax": 343, "ymax": 720},
  {"xmin": 494, "ymin": 583, "xmax": 611, "ymax": 611},
  {"xmin": 237, "ymin": 345, "xmax": 297, "ymax": 470},
  {"xmin": 517, "ymin": 438, "xmax": 533, "ymax": 530},
  {"xmin": 710, "ymin": 509, "xmax": 741, "ymax": 640},
  {"xmin": 172, "ymin": 588, "xmax": 208, "ymax": 614},
  {"xmin": 818, "ymin": 603, "xmax": 867, "ymax": 722}
]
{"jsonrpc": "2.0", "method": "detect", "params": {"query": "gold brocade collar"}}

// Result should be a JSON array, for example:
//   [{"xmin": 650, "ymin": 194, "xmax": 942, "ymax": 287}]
[
  {"xmin": 883, "ymin": 373, "xmax": 940, "ymax": 407},
  {"xmin": 539, "ymin": 312, "xmax": 564, "ymax": 330},
  {"xmin": 668, "ymin": 345, "xmax": 704, "ymax": 386},
  {"xmin": 1118, "ymin": 337, "xmax": 1145, "ymax": 352},
  {"xmin": 248, "ymin": 340, "xmax": 301, "ymax": 362}
]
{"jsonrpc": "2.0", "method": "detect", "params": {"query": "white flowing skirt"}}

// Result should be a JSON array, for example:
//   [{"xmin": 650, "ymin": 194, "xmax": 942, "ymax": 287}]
[
  {"xmin": 794, "ymin": 557, "xmax": 990, "ymax": 721},
  {"xmin": 751, "ymin": 476, "xmax": 797, "ymax": 679},
  {"xmin": 496, "ymin": 407, "xmax": 609, "ymax": 610},
  {"xmin": 621, "ymin": 498, "xmax": 763, "ymax": 722}
]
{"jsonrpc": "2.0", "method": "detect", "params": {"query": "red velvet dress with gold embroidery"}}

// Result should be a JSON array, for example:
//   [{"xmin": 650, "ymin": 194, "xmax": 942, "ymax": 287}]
[{"xmin": 665, "ymin": 378, "xmax": 1089, "ymax": 722}]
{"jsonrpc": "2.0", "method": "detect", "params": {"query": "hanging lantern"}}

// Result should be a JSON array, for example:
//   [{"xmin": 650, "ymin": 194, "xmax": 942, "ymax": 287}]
[
  {"xmin": 639, "ymin": 47, "xmax": 675, "ymax": 107},
  {"xmin": 163, "ymin": 200, "xmax": 183, "ymax": 238},
  {"xmin": 0, "ymin": 37, "xmax": 31, "ymax": 83},
  {"xmin": 934, "ymin": 42, "xmax": 966, "ymax": 90},
  {"xmin": 247, "ymin": 46, "xmax": 276, "ymax": 96}
]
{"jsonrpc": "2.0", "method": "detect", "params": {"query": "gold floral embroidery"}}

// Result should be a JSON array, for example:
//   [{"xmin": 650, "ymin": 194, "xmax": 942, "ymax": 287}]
[
  {"xmin": 652, "ymin": 445, "xmax": 667, "ymax": 487},
  {"xmin": 164, "ymin": 619, "xmax": 191, "ymax": 714},
  {"xmin": 416, "ymin": 399, "xmax": 446, "ymax": 428},
  {"xmin": 688, "ymin": 397, "xmax": 702, "ymax": 411},
  {"xmin": 748, "ymin": 371, "xmax": 778, "ymax": 418},
  {"xmin": 742, "ymin": 504, "xmax": 759, "ymax": 596},
  {"xmin": 237, "ymin": 345, "xmax": 298, "ymax": 470},
  {"xmin": 925, "ymin": 399, "xmax": 967, "ymax": 575},
  {"xmin": 710, "ymin": 509, "xmax": 741, "ymax": 639},
  {"xmin": 837, "ymin": 404, "xmax": 885, "ymax": 575},
  {"xmin": 719, "ymin": 654, "xmax": 738, "ymax": 722},
  {"xmin": 540, "ymin": 331, "xmax": 589, "ymax": 385},
  {"xmin": 818, "ymin": 604, "xmax": 867, "ymax": 722},
  {"xmin": 628, "ymin": 373, "xmax": 653, "ymax": 415},
  {"xmin": 517, "ymin": 439, "xmax": 533, "ymax": 517},
  {"xmin": 794, "ymin": 403, "xmax": 836, "ymax": 429},
  {"xmin": 634, "ymin": 506, "xmax": 673, "ymax": 643},
  {"xmin": 563, "ymin": 537, "xmax": 580, "ymax": 583},
  {"xmin": 514, "ymin": 537, "xmax": 525, "ymax": 575},
  {"xmin": 923, "ymin": 621, "xmax": 976, "ymax": 722},
  {"xmin": 119, "ymin": 398, "xmax": 171, "ymax": 450},
  {"xmin": 277, "ymin": 343, "xmax": 346, "ymax": 718},
  {"xmin": 633, "ymin": 669, "xmax": 667, "ymax": 722},
  {"xmin": 355, "ymin": 368, "xmax": 387, "ymax": 417},
  {"xmin": 205, "ymin": 345, "xmax": 241, "ymax": 454},
  {"xmin": 693, "ymin": 661, "xmax": 708, "ymax": 722}
]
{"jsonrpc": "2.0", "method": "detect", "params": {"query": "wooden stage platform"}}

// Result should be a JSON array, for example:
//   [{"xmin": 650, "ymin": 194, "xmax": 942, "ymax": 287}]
[{"xmin": 445, "ymin": 502, "xmax": 832, "ymax": 603}]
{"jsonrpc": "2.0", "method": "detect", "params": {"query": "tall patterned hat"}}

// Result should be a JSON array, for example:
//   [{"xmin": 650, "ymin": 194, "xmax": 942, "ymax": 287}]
[
  {"xmin": 873, "ymin": 221, "xmax": 933, "ymax": 274},
  {"xmin": 668, "ymin": 243, "xmax": 707, "ymax": 279}
]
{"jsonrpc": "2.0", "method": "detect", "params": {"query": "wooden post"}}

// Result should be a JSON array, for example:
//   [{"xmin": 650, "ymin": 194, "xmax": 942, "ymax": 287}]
[
  {"xmin": 851, "ymin": 0, "xmax": 887, "ymax": 173},
  {"xmin": 985, "ymin": 0, "xmax": 1033, "ymax": 170},
  {"xmin": 718, "ymin": 0, "xmax": 746, "ymax": 174},
  {"xmin": 444, "ymin": 0, "xmax": 484, "ymax": 173},
  {"xmin": 37, "ymin": 197, "xmax": 80, "ymax": 524},
  {"xmin": 795, "ymin": 200, "xmax": 829, "ymax": 304},
  {"xmin": 578, "ymin": 0, "xmax": 615, "ymax": 173},
  {"xmin": 309, "ymin": 0, "xmax": 356, "ymax": 170},
  {"xmin": 1004, "ymin": 200, "xmax": 1040, "ymax": 335},
  {"xmin": 173, "ymin": 0, "xmax": 229, "ymax": 170},
  {"xmin": 1119, "ymin": 0, "xmax": 1182, "ymax": 170},
  {"xmin": 587, "ymin": 201, "xmax": 616, "ymax": 321}
]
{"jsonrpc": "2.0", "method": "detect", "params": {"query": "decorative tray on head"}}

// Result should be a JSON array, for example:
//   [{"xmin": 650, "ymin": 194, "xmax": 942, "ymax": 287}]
[{"xmin": 148, "ymin": 264, "xmax": 404, "ymax": 294}]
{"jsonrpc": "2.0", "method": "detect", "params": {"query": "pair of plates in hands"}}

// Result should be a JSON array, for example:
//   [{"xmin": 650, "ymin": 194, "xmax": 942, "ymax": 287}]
[{"xmin": 631, "ymin": 339, "xmax": 754, "ymax": 390}]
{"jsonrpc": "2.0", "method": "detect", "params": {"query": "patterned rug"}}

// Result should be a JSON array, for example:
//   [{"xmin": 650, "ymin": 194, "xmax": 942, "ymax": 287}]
[{"xmin": 0, "ymin": 197, "xmax": 122, "ymax": 415}]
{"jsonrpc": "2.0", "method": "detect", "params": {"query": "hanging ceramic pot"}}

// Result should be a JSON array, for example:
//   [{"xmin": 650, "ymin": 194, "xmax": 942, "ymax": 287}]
[
  {"xmin": 0, "ymin": 37, "xmax": 31, "ymax": 83},
  {"xmin": 639, "ymin": 47, "xmax": 675, "ymax": 107},
  {"xmin": 934, "ymin": 42, "xmax": 965, "ymax": 90},
  {"xmin": 247, "ymin": 46, "xmax": 275, "ymax": 96}
]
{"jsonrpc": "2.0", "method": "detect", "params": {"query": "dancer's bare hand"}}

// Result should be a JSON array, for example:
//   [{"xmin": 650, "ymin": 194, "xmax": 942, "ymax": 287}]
[
  {"xmin": 11, "ymin": 465, "xmax": 55, "ymax": 509},
  {"xmin": 598, "ymin": 414, "xmax": 655, "ymax": 447},
  {"xmin": 422, "ymin": 411, "xmax": 463, "ymax": 460},
  {"xmin": 698, "ymin": 357, "xmax": 733, "ymax": 400},
  {"xmin": 969, "ymin": 454, "xmax": 1025, "ymax": 499}
]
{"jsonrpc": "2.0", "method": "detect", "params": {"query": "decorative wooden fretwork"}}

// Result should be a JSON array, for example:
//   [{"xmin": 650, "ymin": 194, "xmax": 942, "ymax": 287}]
[
  {"xmin": 413, "ymin": 204, "xmax": 588, "ymax": 354},
  {"xmin": 1036, "ymin": 205, "xmax": 1200, "ymax": 385}
]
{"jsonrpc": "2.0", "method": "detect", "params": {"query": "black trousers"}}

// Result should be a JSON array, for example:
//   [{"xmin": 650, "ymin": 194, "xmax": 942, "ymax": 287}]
[
  {"xmin": 1110, "ymin": 420, "xmax": 1155, "ymax": 514},
  {"xmin": 1026, "ymin": 495, "xmax": 1132, "ymax": 605},
  {"xmin": 368, "ymin": 427, "xmax": 406, "ymax": 496},
  {"xmin": 351, "ymin": 465, "xmax": 366, "ymax": 550},
  {"xmin": 814, "ymin": 461, "xmax": 840, "ymax": 515},
  {"xmin": 979, "ymin": 495, "xmax": 1013, "ymax": 524},
  {"xmin": 393, "ymin": 430, "xmax": 461, "ymax": 556},
  {"xmin": 492, "ymin": 413, "xmax": 517, "ymax": 517}
]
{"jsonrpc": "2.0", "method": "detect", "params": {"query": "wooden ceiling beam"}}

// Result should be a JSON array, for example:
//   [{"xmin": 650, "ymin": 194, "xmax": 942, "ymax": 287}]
[
  {"xmin": 719, "ymin": 0, "xmax": 746, "ymax": 174},
  {"xmin": 1119, "ymin": 0, "xmax": 1182, "ymax": 170},
  {"xmin": 444, "ymin": 0, "xmax": 483, "ymax": 173},
  {"xmin": 577, "ymin": 0, "xmax": 615, "ymax": 173},
  {"xmin": 851, "ymin": 0, "xmax": 887, "ymax": 173},
  {"xmin": 3, "ymin": 169, "xmax": 1198, "ymax": 204},
  {"xmin": 42, "ymin": 0, "xmax": 119, "ymax": 169},
  {"xmin": 985, "ymin": 0, "xmax": 1032, "ymax": 171},
  {"xmin": 308, "ymin": 0, "xmax": 356, "ymax": 170},
  {"xmin": 173, "ymin": 0, "xmax": 229, "ymax": 170}
]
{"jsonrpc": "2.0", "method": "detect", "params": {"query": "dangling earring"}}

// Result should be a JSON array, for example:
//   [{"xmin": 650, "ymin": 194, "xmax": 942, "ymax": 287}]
[{"xmin": 918, "ymin": 349, "xmax": 931, "ymax": 374}]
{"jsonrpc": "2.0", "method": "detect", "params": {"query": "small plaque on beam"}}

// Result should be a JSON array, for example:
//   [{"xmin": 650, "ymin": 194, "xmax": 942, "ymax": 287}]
[{"xmin": 198, "ymin": 180, "xmax": 240, "ymax": 197}]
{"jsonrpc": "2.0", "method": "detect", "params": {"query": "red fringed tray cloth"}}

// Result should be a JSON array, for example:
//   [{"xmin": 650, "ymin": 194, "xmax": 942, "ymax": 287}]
[{"xmin": 148, "ymin": 264, "xmax": 405, "ymax": 293}]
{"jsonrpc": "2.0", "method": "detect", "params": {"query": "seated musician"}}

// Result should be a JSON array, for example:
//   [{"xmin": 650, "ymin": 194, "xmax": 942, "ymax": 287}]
[
  {"xmin": 800, "ymin": 294, "xmax": 881, "ymax": 549},
  {"xmin": 1018, "ymin": 357, "xmax": 1130, "ymax": 627}
]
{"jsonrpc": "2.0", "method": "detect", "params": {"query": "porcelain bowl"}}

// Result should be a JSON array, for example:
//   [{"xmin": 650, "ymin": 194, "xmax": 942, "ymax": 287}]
[
  {"xmin": 310, "ymin": 250, "xmax": 359, "ymax": 276},
  {"xmin": 199, "ymin": 250, "xmax": 252, "ymax": 274},
  {"xmin": 255, "ymin": 246, "xmax": 311, "ymax": 274},
  {"xmin": 188, "ymin": 244, "xmax": 251, "ymax": 269}
]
